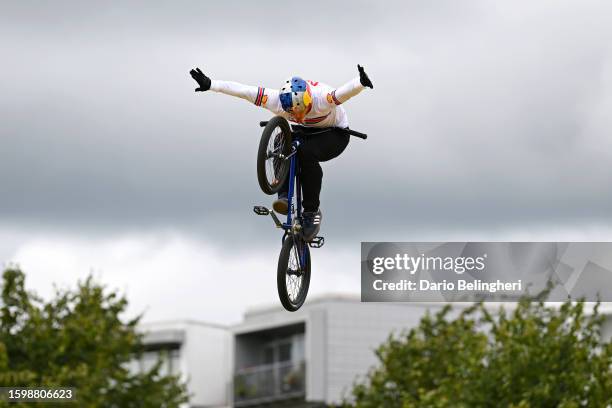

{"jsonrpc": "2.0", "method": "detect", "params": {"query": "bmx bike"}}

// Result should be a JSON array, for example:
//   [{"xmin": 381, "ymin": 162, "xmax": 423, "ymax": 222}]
[{"xmin": 253, "ymin": 116, "xmax": 367, "ymax": 312}]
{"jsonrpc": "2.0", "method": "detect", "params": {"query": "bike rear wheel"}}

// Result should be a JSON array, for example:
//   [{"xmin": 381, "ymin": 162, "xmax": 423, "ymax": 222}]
[
  {"xmin": 257, "ymin": 116, "xmax": 292, "ymax": 195},
  {"xmin": 277, "ymin": 234, "xmax": 311, "ymax": 312}
]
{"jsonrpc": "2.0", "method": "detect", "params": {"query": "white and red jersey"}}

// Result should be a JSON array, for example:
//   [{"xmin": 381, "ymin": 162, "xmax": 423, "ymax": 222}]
[{"xmin": 209, "ymin": 77, "xmax": 365, "ymax": 128}]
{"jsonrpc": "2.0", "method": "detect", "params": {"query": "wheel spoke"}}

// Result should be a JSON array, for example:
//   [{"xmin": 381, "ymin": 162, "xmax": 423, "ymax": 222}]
[{"xmin": 265, "ymin": 127, "xmax": 287, "ymax": 187}]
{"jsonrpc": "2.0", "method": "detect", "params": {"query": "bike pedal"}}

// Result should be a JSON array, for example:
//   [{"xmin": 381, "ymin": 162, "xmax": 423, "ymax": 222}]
[
  {"xmin": 309, "ymin": 236, "xmax": 325, "ymax": 248},
  {"xmin": 253, "ymin": 206, "xmax": 270, "ymax": 216}
]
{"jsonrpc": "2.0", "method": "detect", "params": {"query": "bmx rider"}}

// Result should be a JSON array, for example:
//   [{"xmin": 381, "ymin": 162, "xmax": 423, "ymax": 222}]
[{"xmin": 190, "ymin": 65, "xmax": 373, "ymax": 241}]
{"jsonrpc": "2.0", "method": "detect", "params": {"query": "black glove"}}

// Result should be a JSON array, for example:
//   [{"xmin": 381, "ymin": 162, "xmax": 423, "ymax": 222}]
[
  {"xmin": 190, "ymin": 67, "xmax": 211, "ymax": 92},
  {"xmin": 358, "ymin": 64, "xmax": 373, "ymax": 89}
]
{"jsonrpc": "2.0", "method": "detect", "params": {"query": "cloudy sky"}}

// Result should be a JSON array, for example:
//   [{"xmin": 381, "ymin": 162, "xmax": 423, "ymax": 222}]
[{"xmin": 1, "ymin": 1, "xmax": 611, "ymax": 324}]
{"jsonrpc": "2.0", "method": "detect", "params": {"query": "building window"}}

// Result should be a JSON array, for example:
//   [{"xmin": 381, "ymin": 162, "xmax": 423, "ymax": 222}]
[
  {"xmin": 136, "ymin": 347, "xmax": 181, "ymax": 377},
  {"xmin": 262, "ymin": 333, "xmax": 304, "ymax": 366}
]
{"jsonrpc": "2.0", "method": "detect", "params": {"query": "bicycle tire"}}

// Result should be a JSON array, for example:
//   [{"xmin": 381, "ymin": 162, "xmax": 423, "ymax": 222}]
[
  {"xmin": 277, "ymin": 234, "xmax": 311, "ymax": 312},
  {"xmin": 257, "ymin": 116, "xmax": 292, "ymax": 195}
]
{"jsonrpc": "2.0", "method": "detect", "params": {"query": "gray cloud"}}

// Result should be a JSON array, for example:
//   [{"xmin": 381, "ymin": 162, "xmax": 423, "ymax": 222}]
[{"xmin": 1, "ymin": 0, "xmax": 612, "ymax": 245}]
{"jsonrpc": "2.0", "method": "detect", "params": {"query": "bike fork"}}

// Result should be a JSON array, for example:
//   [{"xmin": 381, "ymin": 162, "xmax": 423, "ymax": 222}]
[
  {"xmin": 292, "ymin": 237, "xmax": 307, "ymax": 273},
  {"xmin": 285, "ymin": 148, "xmax": 298, "ymax": 229}
]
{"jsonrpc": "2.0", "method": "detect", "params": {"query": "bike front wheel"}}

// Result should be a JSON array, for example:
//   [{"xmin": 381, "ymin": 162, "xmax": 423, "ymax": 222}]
[
  {"xmin": 277, "ymin": 234, "xmax": 311, "ymax": 312},
  {"xmin": 257, "ymin": 116, "xmax": 292, "ymax": 195}
]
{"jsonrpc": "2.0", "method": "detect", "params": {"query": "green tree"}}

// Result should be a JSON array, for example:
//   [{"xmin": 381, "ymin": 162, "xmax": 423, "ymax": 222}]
[
  {"xmin": 347, "ymin": 296, "xmax": 612, "ymax": 407},
  {"xmin": 0, "ymin": 267, "xmax": 189, "ymax": 407}
]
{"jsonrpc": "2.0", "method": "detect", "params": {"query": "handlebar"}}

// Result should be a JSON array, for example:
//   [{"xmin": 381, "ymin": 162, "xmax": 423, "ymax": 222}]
[
  {"xmin": 259, "ymin": 121, "xmax": 367, "ymax": 140},
  {"xmin": 345, "ymin": 128, "xmax": 367, "ymax": 139}
]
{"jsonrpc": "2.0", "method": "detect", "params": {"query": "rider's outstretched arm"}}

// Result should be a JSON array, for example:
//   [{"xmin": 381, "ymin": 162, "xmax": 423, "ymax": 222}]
[
  {"xmin": 328, "ymin": 64, "xmax": 374, "ymax": 105},
  {"xmin": 189, "ymin": 67, "xmax": 282, "ymax": 112},
  {"xmin": 210, "ymin": 80, "xmax": 259, "ymax": 103},
  {"xmin": 210, "ymin": 80, "xmax": 278, "ymax": 109}
]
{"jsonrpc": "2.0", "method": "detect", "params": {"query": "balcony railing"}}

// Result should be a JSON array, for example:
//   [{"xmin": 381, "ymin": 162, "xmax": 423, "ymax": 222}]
[{"xmin": 234, "ymin": 360, "xmax": 305, "ymax": 406}]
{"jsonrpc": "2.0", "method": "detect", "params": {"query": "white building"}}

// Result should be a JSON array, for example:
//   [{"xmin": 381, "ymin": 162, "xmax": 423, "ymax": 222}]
[
  {"xmin": 137, "ymin": 320, "xmax": 232, "ymax": 407},
  {"xmin": 138, "ymin": 296, "xmax": 612, "ymax": 408}
]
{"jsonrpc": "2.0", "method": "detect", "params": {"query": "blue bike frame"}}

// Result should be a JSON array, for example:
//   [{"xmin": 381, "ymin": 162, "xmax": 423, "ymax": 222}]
[
  {"xmin": 283, "ymin": 138, "xmax": 301, "ymax": 230},
  {"xmin": 281, "ymin": 136, "xmax": 308, "ymax": 269}
]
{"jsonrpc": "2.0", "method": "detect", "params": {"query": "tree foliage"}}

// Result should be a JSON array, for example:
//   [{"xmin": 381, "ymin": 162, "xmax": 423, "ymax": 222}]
[
  {"xmin": 348, "ymin": 296, "xmax": 612, "ymax": 407},
  {"xmin": 0, "ymin": 267, "xmax": 189, "ymax": 407}
]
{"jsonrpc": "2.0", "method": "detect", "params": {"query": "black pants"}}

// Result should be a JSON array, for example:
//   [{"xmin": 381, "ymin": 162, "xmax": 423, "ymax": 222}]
[{"xmin": 280, "ymin": 127, "xmax": 350, "ymax": 212}]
